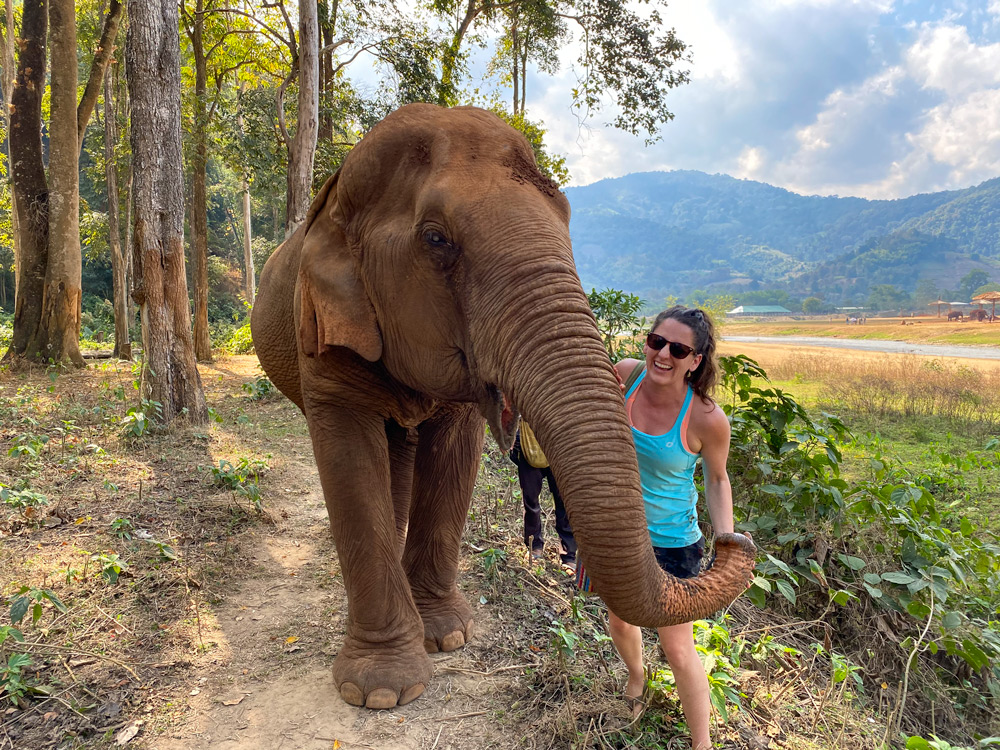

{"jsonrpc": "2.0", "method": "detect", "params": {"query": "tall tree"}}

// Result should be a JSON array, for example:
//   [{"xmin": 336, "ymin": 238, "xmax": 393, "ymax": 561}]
[
  {"xmin": 435, "ymin": 0, "xmax": 690, "ymax": 140},
  {"xmin": 78, "ymin": 0, "xmax": 124, "ymax": 152},
  {"xmin": 127, "ymin": 0, "xmax": 208, "ymax": 424},
  {"xmin": 41, "ymin": 0, "xmax": 85, "ymax": 366},
  {"xmin": 186, "ymin": 0, "xmax": 213, "ymax": 361},
  {"xmin": 6, "ymin": 0, "xmax": 50, "ymax": 363},
  {"xmin": 5, "ymin": 0, "xmax": 132, "ymax": 364},
  {"xmin": 284, "ymin": 0, "xmax": 318, "ymax": 236},
  {"xmin": 104, "ymin": 65, "xmax": 131, "ymax": 359}
]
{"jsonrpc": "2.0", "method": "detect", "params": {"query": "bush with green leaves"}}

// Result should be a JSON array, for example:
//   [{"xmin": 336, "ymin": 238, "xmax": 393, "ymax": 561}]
[
  {"xmin": 242, "ymin": 375, "xmax": 276, "ymax": 400},
  {"xmin": 209, "ymin": 457, "xmax": 268, "ymax": 511},
  {"xmin": 0, "ymin": 486, "xmax": 49, "ymax": 519},
  {"xmin": 719, "ymin": 353, "xmax": 1000, "ymax": 739},
  {"xmin": 587, "ymin": 287, "xmax": 646, "ymax": 361},
  {"xmin": 120, "ymin": 399, "xmax": 163, "ymax": 439}
]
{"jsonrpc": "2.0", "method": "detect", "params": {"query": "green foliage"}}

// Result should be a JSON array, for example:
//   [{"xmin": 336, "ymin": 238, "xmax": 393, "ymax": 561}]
[
  {"xmin": 0, "ymin": 486, "xmax": 49, "ymax": 518},
  {"xmin": 586, "ymin": 287, "xmax": 645, "ymax": 361},
  {"xmin": 0, "ymin": 652, "xmax": 32, "ymax": 705},
  {"xmin": 8, "ymin": 586, "xmax": 67, "ymax": 626},
  {"xmin": 802, "ymin": 296, "xmax": 826, "ymax": 314},
  {"xmin": 479, "ymin": 547, "xmax": 507, "ymax": 582},
  {"xmin": 547, "ymin": 619, "xmax": 581, "ymax": 663},
  {"xmin": 120, "ymin": 399, "xmax": 162, "ymax": 439},
  {"xmin": 720, "ymin": 353, "xmax": 1000, "ymax": 730},
  {"xmin": 219, "ymin": 321, "xmax": 255, "ymax": 354},
  {"xmin": 110, "ymin": 517, "xmax": 135, "ymax": 540},
  {"xmin": 241, "ymin": 375, "xmax": 276, "ymax": 400},
  {"xmin": 209, "ymin": 457, "xmax": 268, "ymax": 512},
  {"xmin": 90, "ymin": 552, "xmax": 127, "ymax": 584},
  {"xmin": 867, "ymin": 283, "xmax": 911, "ymax": 311}
]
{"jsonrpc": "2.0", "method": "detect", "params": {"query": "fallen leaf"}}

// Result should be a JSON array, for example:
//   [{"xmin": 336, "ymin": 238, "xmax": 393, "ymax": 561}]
[
  {"xmin": 285, "ymin": 636, "xmax": 299, "ymax": 644},
  {"xmin": 221, "ymin": 695, "xmax": 246, "ymax": 706},
  {"xmin": 43, "ymin": 711, "xmax": 58, "ymax": 722},
  {"xmin": 189, "ymin": 688, "xmax": 200, "ymax": 696},
  {"xmin": 332, "ymin": 741, "xmax": 341, "ymax": 749},
  {"xmin": 115, "ymin": 721, "xmax": 142, "ymax": 746}
]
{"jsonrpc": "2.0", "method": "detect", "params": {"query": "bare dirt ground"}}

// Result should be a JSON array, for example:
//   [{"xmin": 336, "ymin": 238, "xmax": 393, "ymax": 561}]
[
  {"xmin": 724, "ymin": 315, "xmax": 1000, "ymax": 348},
  {"xmin": 0, "ymin": 354, "xmax": 897, "ymax": 750}
]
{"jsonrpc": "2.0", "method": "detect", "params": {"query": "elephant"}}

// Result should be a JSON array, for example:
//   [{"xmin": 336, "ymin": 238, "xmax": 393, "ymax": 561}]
[
  {"xmin": 250, "ymin": 103, "xmax": 756, "ymax": 710},
  {"xmin": 947, "ymin": 310, "xmax": 964, "ymax": 321},
  {"xmin": 969, "ymin": 309, "xmax": 987, "ymax": 322}
]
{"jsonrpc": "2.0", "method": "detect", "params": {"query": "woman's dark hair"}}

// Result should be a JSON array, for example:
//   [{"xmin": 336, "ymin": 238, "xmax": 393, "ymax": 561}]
[{"xmin": 649, "ymin": 305, "xmax": 719, "ymax": 401}]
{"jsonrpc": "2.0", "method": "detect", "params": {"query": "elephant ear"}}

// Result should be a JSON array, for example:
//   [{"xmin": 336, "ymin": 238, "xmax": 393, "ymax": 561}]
[{"xmin": 297, "ymin": 173, "xmax": 383, "ymax": 362}]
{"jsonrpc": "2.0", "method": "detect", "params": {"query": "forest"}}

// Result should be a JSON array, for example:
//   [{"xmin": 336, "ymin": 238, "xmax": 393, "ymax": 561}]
[{"xmin": 0, "ymin": 0, "xmax": 689, "ymax": 407}]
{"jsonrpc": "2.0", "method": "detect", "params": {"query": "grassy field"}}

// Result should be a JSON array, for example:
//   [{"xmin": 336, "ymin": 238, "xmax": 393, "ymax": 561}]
[
  {"xmin": 725, "ymin": 315, "xmax": 1000, "ymax": 347},
  {"xmin": 718, "ymin": 340, "xmax": 1000, "ymax": 529}
]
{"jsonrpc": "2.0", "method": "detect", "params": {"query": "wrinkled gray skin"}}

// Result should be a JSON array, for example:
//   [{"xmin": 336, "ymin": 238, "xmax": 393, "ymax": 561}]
[{"xmin": 250, "ymin": 103, "xmax": 756, "ymax": 710}]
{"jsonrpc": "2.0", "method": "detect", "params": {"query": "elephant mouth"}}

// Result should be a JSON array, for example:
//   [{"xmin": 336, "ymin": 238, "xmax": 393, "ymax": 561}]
[{"xmin": 478, "ymin": 384, "xmax": 519, "ymax": 452}]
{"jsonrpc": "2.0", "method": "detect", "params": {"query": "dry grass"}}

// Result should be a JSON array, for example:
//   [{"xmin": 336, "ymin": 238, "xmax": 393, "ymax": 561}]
[
  {"xmin": 0, "ymin": 354, "xmax": 933, "ymax": 749},
  {"xmin": 719, "ymin": 343, "xmax": 1000, "ymax": 430}
]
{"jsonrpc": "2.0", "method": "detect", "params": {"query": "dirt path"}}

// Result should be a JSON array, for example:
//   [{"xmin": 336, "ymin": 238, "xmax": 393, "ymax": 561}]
[{"xmin": 143, "ymin": 456, "xmax": 508, "ymax": 750}]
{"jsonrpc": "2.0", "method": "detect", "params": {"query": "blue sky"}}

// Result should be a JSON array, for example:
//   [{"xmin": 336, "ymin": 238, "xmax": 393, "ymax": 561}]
[{"xmin": 522, "ymin": 0, "xmax": 1000, "ymax": 199}]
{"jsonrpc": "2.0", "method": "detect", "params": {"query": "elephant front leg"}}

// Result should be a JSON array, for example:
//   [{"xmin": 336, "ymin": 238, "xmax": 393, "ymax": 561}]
[
  {"xmin": 305, "ymin": 401, "xmax": 431, "ymax": 709},
  {"xmin": 403, "ymin": 403, "xmax": 485, "ymax": 653}
]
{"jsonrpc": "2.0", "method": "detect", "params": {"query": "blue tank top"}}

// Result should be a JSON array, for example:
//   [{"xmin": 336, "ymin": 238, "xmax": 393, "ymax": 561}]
[{"xmin": 625, "ymin": 370, "xmax": 702, "ymax": 548}]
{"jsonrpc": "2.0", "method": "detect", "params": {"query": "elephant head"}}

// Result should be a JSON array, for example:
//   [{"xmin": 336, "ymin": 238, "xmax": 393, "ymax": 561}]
[{"xmin": 252, "ymin": 103, "xmax": 755, "ymax": 707}]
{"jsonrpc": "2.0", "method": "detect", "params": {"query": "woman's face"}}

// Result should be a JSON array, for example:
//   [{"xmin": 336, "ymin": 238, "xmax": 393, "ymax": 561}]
[{"xmin": 643, "ymin": 317, "xmax": 703, "ymax": 388}]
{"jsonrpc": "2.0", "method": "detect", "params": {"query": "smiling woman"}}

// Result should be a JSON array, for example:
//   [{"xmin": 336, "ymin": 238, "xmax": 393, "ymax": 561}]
[{"xmin": 608, "ymin": 305, "xmax": 745, "ymax": 748}]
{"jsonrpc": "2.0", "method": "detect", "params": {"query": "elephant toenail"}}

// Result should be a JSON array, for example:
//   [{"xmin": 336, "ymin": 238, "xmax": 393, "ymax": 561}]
[
  {"xmin": 423, "ymin": 637, "xmax": 440, "ymax": 654},
  {"xmin": 465, "ymin": 621, "xmax": 475, "ymax": 641},
  {"xmin": 340, "ymin": 682, "xmax": 364, "ymax": 706},
  {"xmin": 398, "ymin": 683, "xmax": 425, "ymax": 705},
  {"xmin": 365, "ymin": 688, "xmax": 399, "ymax": 709},
  {"xmin": 440, "ymin": 631, "xmax": 466, "ymax": 652}
]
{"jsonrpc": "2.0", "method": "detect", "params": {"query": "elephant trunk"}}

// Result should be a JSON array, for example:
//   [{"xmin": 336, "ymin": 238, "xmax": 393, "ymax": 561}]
[{"xmin": 473, "ymin": 255, "xmax": 755, "ymax": 627}]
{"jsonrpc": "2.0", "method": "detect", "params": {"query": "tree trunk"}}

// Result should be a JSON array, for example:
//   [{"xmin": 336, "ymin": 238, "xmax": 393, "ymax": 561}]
[
  {"xmin": 104, "ymin": 69, "xmax": 130, "ymax": 360},
  {"xmin": 237, "ymin": 82, "xmax": 254, "ymax": 305},
  {"xmin": 6, "ymin": 0, "xmax": 48, "ymax": 362},
  {"xmin": 285, "ymin": 0, "xmax": 319, "ymax": 237},
  {"xmin": 0, "ymin": 0, "xmax": 19, "ymax": 288},
  {"xmin": 40, "ymin": 0, "xmax": 85, "ymax": 367},
  {"xmin": 77, "ymin": 0, "xmax": 123, "ymax": 152},
  {"xmin": 127, "ymin": 0, "xmax": 207, "ymax": 425},
  {"xmin": 318, "ymin": 0, "xmax": 333, "ymax": 142},
  {"xmin": 241, "ymin": 179, "xmax": 254, "ymax": 305},
  {"xmin": 190, "ymin": 0, "xmax": 212, "ymax": 361}
]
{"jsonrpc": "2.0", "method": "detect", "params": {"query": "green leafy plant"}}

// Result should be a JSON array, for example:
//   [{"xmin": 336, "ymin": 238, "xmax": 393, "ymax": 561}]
[
  {"xmin": 0, "ymin": 652, "xmax": 32, "ymax": 705},
  {"xmin": 587, "ymin": 287, "xmax": 646, "ymax": 361},
  {"xmin": 8, "ymin": 433, "xmax": 48, "ymax": 459},
  {"xmin": 209, "ymin": 457, "xmax": 268, "ymax": 512},
  {"xmin": 90, "ymin": 552, "xmax": 127, "ymax": 584},
  {"xmin": 8, "ymin": 586, "xmax": 68, "ymax": 626},
  {"xmin": 241, "ymin": 375, "xmax": 276, "ymax": 400},
  {"xmin": 110, "ymin": 517, "xmax": 135, "ymax": 539},
  {"xmin": 0, "ymin": 486, "xmax": 49, "ymax": 519},
  {"xmin": 120, "ymin": 398, "xmax": 163, "ymax": 439},
  {"xmin": 547, "ymin": 619, "xmax": 581, "ymax": 664}
]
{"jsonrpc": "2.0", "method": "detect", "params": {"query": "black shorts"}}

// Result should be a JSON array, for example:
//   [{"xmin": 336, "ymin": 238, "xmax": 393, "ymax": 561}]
[{"xmin": 653, "ymin": 537, "xmax": 706, "ymax": 580}]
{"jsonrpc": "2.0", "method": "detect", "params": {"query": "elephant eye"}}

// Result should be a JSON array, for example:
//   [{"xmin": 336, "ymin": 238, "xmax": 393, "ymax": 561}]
[{"xmin": 423, "ymin": 229, "xmax": 449, "ymax": 247}]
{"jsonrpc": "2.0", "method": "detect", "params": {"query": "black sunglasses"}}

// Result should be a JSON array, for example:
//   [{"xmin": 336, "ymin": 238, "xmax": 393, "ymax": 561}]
[{"xmin": 646, "ymin": 333, "xmax": 696, "ymax": 359}]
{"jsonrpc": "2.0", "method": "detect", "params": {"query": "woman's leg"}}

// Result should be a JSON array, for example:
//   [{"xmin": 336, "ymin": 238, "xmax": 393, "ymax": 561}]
[
  {"xmin": 658, "ymin": 622, "xmax": 711, "ymax": 750},
  {"xmin": 608, "ymin": 609, "xmax": 646, "ymax": 716}
]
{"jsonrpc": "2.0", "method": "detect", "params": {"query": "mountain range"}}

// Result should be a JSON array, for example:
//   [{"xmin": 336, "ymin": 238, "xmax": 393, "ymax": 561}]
[{"xmin": 565, "ymin": 170, "xmax": 1000, "ymax": 305}]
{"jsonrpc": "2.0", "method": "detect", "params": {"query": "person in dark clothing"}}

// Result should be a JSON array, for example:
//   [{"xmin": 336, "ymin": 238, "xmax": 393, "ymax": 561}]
[{"xmin": 509, "ymin": 428, "xmax": 577, "ymax": 570}]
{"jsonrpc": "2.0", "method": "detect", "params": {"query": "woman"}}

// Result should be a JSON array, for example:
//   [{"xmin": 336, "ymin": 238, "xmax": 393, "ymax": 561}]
[{"xmin": 610, "ymin": 306, "xmax": 737, "ymax": 749}]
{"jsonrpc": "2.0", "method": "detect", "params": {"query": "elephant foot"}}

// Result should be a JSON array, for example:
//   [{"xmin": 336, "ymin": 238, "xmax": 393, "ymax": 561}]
[
  {"xmin": 413, "ymin": 588, "xmax": 475, "ymax": 653},
  {"xmin": 332, "ymin": 632, "xmax": 433, "ymax": 709}
]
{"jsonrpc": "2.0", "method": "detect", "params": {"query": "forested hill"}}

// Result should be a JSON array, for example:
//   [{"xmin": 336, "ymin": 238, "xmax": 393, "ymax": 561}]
[{"xmin": 565, "ymin": 170, "xmax": 1000, "ymax": 303}]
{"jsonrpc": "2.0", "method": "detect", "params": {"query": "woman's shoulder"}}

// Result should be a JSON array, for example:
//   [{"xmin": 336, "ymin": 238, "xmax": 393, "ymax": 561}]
[
  {"xmin": 613, "ymin": 358, "xmax": 644, "ymax": 376},
  {"xmin": 690, "ymin": 393, "xmax": 729, "ymax": 433}
]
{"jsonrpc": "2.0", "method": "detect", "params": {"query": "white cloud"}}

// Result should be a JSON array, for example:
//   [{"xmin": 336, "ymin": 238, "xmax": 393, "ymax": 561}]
[
  {"xmin": 905, "ymin": 23, "xmax": 1000, "ymax": 94},
  {"xmin": 734, "ymin": 147, "xmax": 766, "ymax": 180},
  {"xmin": 908, "ymin": 88, "xmax": 1000, "ymax": 183}
]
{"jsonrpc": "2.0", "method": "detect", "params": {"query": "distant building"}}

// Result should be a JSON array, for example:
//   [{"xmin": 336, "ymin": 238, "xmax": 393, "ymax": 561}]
[{"xmin": 726, "ymin": 305, "xmax": 792, "ymax": 317}]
